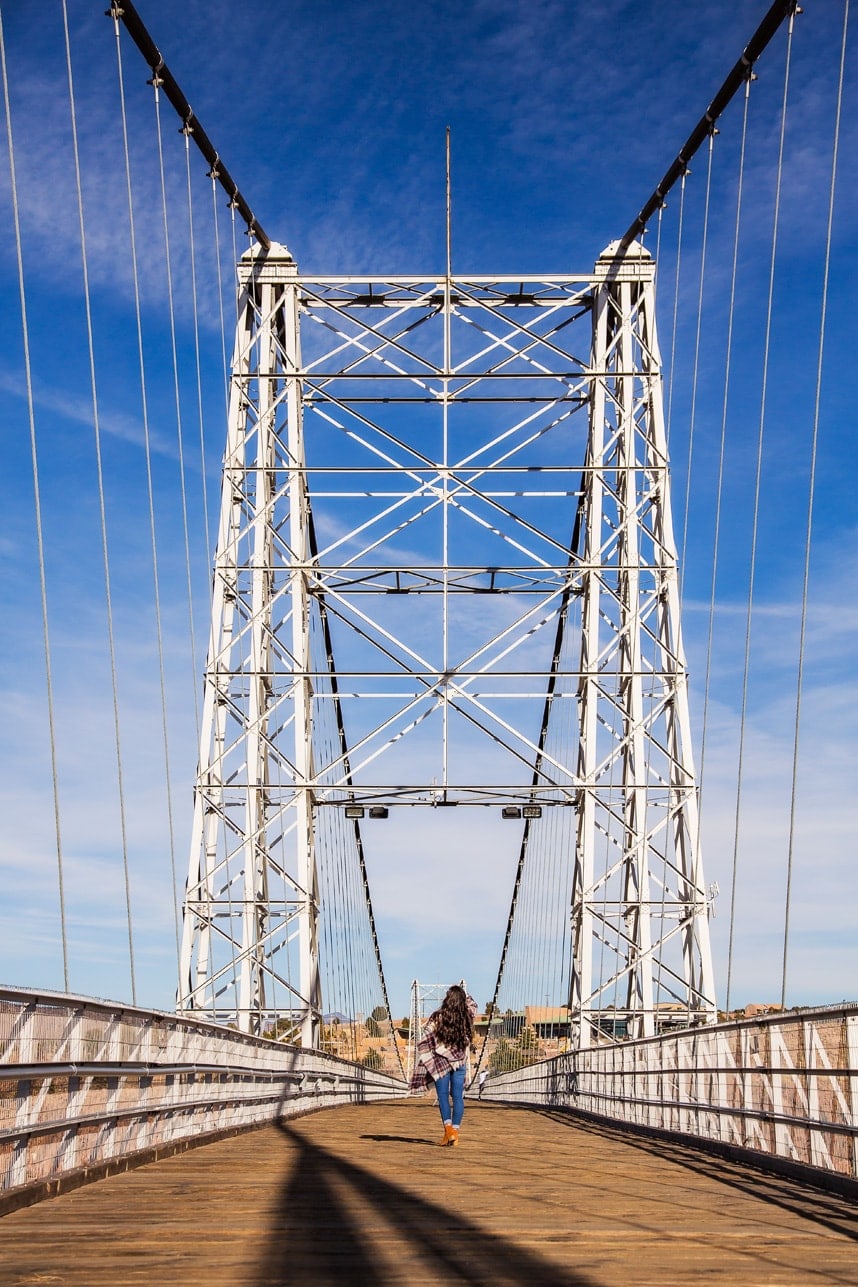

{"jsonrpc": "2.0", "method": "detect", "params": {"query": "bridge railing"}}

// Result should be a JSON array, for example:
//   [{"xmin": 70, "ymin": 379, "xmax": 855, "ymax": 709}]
[
  {"xmin": 0, "ymin": 988, "xmax": 406, "ymax": 1205},
  {"xmin": 480, "ymin": 1005, "xmax": 858, "ymax": 1185}
]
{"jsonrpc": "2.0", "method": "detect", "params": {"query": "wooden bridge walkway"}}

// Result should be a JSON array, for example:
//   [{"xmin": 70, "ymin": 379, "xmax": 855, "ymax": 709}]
[{"xmin": 1, "ymin": 1100, "xmax": 856, "ymax": 1285}]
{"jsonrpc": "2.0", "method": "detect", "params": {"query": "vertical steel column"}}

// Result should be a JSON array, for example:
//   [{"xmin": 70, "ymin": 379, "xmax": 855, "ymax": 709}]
[
  {"xmin": 638, "ymin": 272, "xmax": 716, "ymax": 1020},
  {"xmin": 179, "ymin": 274, "xmax": 255, "ymax": 1021},
  {"xmin": 570, "ymin": 240, "xmax": 716, "ymax": 1049},
  {"xmin": 616, "ymin": 272, "xmax": 655, "ymax": 1039},
  {"xmin": 239, "ymin": 270, "xmax": 278, "ymax": 1029},
  {"xmin": 178, "ymin": 244, "xmax": 322, "ymax": 1042},
  {"xmin": 283, "ymin": 278, "xmax": 321, "ymax": 1049},
  {"xmin": 570, "ymin": 287, "xmax": 607, "ymax": 1052}
]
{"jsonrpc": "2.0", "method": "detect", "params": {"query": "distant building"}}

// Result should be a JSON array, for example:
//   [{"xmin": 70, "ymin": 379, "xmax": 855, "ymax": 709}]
[
  {"xmin": 524, "ymin": 1006, "xmax": 570, "ymax": 1039},
  {"xmin": 474, "ymin": 1011, "xmax": 525, "ymax": 1039}
]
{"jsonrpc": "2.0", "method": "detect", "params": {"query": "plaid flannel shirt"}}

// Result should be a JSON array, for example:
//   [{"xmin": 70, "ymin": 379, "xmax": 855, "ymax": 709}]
[{"xmin": 409, "ymin": 995, "xmax": 477, "ymax": 1092}]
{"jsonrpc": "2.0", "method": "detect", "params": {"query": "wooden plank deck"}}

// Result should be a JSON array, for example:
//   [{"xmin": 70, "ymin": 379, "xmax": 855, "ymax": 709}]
[{"xmin": 1, "ymin": 1099, "xmax": 856, "ymax": 1285}]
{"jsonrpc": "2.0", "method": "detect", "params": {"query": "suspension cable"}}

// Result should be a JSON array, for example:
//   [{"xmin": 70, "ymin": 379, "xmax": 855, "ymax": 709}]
[
  {"xmin": 619, "ymin": 0, "xmax": 798, "ymax": 252},
  {"xmin": 1, "ymin": 10, "xmax": 69, "ymax": 989},
  {"xmin": 106, "ymin": 0, "xmax": 269, "ymax": 248},
  {"xmin": 726, "ymin": 12, "xmax": 795, "ymax": 1009},
  {"xmin": 780, "ymin": 0, "xmax": 849, "ymax": 1008}
]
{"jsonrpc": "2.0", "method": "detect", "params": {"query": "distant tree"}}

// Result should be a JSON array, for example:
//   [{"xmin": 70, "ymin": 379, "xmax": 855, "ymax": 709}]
[
  {"xmin": 366, "ymin": 1004, "xmax": 389, "ymax": 1037},
  {"xmin": 517, "ymin": 1025, "xmax": 539, "ymax": 1054},
  {"xmin": 484, "ymin": 1002, "xmax": 494, "ymax": 1018},
  {"xmin": 363, "ymin": 1049, "xmax": 383, "ymax": 1070},
  {"xmin": 489, "ymin": 1038, "xmax": 526, "ymax": 1073},
  {"xmin": 266, "ymin": 1017, "xmax": 300, "ymax": 1044}
]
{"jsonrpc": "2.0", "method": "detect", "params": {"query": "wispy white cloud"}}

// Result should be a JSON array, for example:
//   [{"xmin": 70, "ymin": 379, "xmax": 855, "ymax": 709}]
[{"xmin": 0, "ymin": 366, "xmax": 178, "ymax": 457}]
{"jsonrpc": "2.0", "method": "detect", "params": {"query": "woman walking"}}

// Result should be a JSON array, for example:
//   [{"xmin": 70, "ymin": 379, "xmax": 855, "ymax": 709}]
[{"xmin": 410, "ymin": 984, "xmax": 477, "ymax": 1147}]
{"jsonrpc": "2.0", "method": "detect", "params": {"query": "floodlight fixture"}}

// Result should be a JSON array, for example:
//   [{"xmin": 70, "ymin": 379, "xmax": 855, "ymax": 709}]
[
  {"xmin": 501, "ymin": 806, "xmax": 522, "ymax": 819},
  {"xmin": 344, "ymin": 805, "xmax": 365, "ymax": 819},
  {"xmin": 522, "ymin": 805, "xmax": 543, "ymax": 819},
  {"xmin": 368, "ymin": 806, "xmax": 389, "ymax": 819}
]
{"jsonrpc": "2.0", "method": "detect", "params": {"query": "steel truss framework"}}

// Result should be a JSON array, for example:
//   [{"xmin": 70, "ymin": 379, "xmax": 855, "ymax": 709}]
[{"xmin": 178, "ymin": 239, "xmax": 716, "ymax": 1042}]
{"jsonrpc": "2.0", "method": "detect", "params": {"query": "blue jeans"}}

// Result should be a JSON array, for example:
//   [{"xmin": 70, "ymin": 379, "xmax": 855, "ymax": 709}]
[{"xmin": 434, "ymin": 1064, "xmax": 466, "ymax": 1127}]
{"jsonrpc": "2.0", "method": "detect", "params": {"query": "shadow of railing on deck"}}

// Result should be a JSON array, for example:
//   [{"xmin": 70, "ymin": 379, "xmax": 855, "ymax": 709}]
[{"xmin": 530, "ymin": 1108, "xmax": 858, "ymax": 1244}]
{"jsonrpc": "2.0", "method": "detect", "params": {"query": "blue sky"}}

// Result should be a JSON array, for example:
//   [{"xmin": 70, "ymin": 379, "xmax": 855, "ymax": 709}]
[{"xmin": 0, "ymin": 0, "xmax": 855, "ymax": 1022}]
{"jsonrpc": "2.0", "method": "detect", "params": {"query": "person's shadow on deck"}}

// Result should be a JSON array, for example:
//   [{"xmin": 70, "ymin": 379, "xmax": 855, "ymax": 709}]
[{"xmin": 254, "ymin": 1119, "xmax": 596, "ymax": 1286}]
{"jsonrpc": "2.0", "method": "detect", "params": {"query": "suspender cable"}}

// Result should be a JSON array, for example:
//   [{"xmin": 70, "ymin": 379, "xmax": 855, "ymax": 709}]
[
  {"xmin": 618, "ymin": 0, "xmax": 798, "ymax": 253},
  {"xmin": 114, "ymin": 10, "xmax": 187, "ymax": 1002},
  {"xmin": 781, "ymin": 0, "xmax": 849, "ymax": 1009},
  {"xmin": 478, "ymin": 493, "xmax": 584, "ymax": 1074},
  {"xmin": 230, "ymin": 199, "xmax": 241, "ymax": 307},
  {"xmin": 654, "ymin": 202, "xmax": 664, "ymax": 283},
  {"xmin": 182, "ymin": 130, "xmax": 214, "ymax": 571},
  {"xmin": 153, "ymin": 85, "xmax": 201, "ymax": 743},
  {"xmin": 309, "ymin": 510, "xmax": 403, "ymax": 1075},
  {"xmin": 664, "ymin": 171, "xmax": 687, "ymax": 445},
  {"xmin": 152, "ymin": 82, "xmax": 195, "ymax": 962},
  {"xmin": 680, "ymin": 131, "xmax": 716, "ymax": 598},
  {"xmin": 210, "ymin": 171, "xmax": 231, "ymax": 416},
  {"xmin": 1, "ymin": 11, "xmax": 69, "ymax": 990},
  {"xmin": 726, "ymin": 12, "xmax": 795, "ymax": 1010},
  {"xmin": 106, "ymin": 0, "xmax": 269, "ymax": 249},
  {"xmin": 702, "ymin": 76, "xmax": 751, "ymax": 1013},
  {"xmin": 63, "ymin": 0, "xmax": 139, "ymax": 993}
]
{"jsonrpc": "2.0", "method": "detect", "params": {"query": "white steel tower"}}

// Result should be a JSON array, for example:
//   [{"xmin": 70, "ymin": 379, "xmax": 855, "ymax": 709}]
[
  {"xmin": 570, "ymin": 241, "xmax": 716, "ymax": 1046},
  {"xmin": 179, "ymin": 245, "xmax": 321, "ymax": 1041}
]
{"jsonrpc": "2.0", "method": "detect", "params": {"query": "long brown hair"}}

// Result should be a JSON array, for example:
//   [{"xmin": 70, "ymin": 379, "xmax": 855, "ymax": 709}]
[{"xmin": 431, "ymin": 985, "xmax": 473, "ymax": 1050}]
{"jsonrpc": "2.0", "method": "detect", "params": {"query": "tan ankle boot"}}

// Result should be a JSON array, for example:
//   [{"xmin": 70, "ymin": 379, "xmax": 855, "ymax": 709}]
[
  {"xmin": 448, "ymin": 1126, "xmax": 459, "ymax": 1146},
  {"xmin": 438, "ymin": 1123, "xmax": 454, "ymax": 1146}
]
